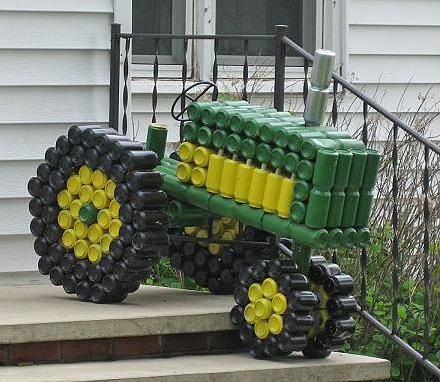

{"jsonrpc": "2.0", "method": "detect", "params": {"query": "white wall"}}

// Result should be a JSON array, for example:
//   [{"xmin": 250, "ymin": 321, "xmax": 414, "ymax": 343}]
[{"xmin": 0, "ymin": 0, "xmax": 113, "ymax": 278}]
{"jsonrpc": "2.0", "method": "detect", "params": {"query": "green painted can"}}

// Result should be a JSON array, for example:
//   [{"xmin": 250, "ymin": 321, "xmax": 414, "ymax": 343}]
[
  {"xmin": 356, "ymin": 227, "xmax": 371, "ymax": 247},
  {"xmin": 284, "ymin": 152, "xmax": 300, "ymax": 174},
  {"xmin": 288, "ymin": 223, "xmax": 329, "ymax": 249},
  {"xmin": 168, "ymin": 200, "xmax": 208, "ymax": 226},
  {"xmin": 322, "ymin": 130, "xmax": 351, "ymax": 140},
  {"xmin": 230, "ymin": 113, "xmax": 264, "ymax": 134},
  {"xmin": 201, "ymin": 104, "xmax": 223, "ymax": 126},
  {"xmin": 196, "ymin": 126, "xmax": 213, "ymax": 147},
  {"xmin": 264, "ymin": 111, "xmax": 292, "ymax": 120},
  {"xmin": 326, "ymin": 191, "xmax": 345, "ymax": 228},
  {"xmin": 336, "ymin": 138, "xmax": 365, "ymax": 152},
  {"xmin": 79, "ymin": 203, "xmax": 98, "ymax": 225},
  {"xmin": 291, "ymin": 201, "xmax": 307, "ymax": 223},
  {"xmin": 262, "ymin": 214, "xmax": 291, "ymax": 237},
  {"xmin": 160, "ymin": 174, "xmax": 188, "ymax": 202},
  {"xmin": 212, "ymin": 129, "xmax": 228, "ymax": 150},
  {"xmin": 187, "ymin": 101, "xmax": 221, "ymax": 122},
  {"xmin": 301, "ymin": 138, "xmax": 338, "ymax": 160},
  {"xmin": 361, "ymin": 149, "xmax": 380, "ymax": 190},
  {"xmin": 237, "ymin": 205, "xmax": 264, "ymax": 229},
  {"xmin": 355, "ymin": 190, "xmax": 374, "ymax": 227},
  {"xmin": 223, "ymin": 100, "xmax": 249, "ymax": 107},
  {"xmin": 305, "ymin": 188, "xmax": 331, "ymax": 229},
  {"xmin": 341, "ymin": 190, "xmax": 360, "ymax": 228},
  {"xmin": 288, "ymin": 131, "xmax": 325, "ymax": 153},
  {"xmin": 270, "ymin": 147, "xmax": 286, "ymax": 169},
  {"xmin": 342, "ymin": 228, "xmax": 357, "ymax": 248},
  {"xmin": 185, "ymin": 186, "xmax": 211, "ymax": 210},
  {"xmin": 209, "ymin": 194, "xmax": 238, "ymax": 217},
  {"xmin": 182, "ymin": 122, "xmax": 198, "ymax": 142},
  {"xmin": 347, "ymin": 150, "xmax": 367, "ymax": 190},
  {"xmin": 255, "ymin": 143, "xmax": 272, "ymax": 164},
  {"xmin": 240, "ymin": 138, "xmax": 257, "ymax": 160},
  {"xmin": 297, "ymin": 160, "xmax": 315, "ymax": 181},
  {"xmin": 156, "ymin": 165, "xmax": 175, "ymax": 176},
  {"xmin": 259, "ymin": 122, "xmax": 293, "ymax": 143},
  {"xmin": 226, "ymin": 134, "xmax": 242, "ymax": 155},
  {"xmin": 333, "ymin": 150, "xmax": 352, "ymax": 190},
  {"xmin": 215, "ymin": 107, "xmax": 234, "ymax": 129},
  {"xmin": 244, "ymin": 117, "xmax": 278, "ymax": 138},
  {"xmin": 161, "ymin": 156, "xmax": 180, "ymax": 167},
  {"xmin": 329, "ymin": 228, "xmax": 343, "ymax": 248},
  {"xmin": 294, "ymin": 180, "xmax": 311, "ymax": 202},
  {"xmin": 145, "ymin": 123, "xmax": 168, "ymax": 161},
  {"xmin": 279, "ymin": 116, "xmax": 305, "ymax": 126},
  {"xmin": 273, "ymin": 126, "xmax": 307, "ymax": 148},
  {"xmin": 312, "ymin": 149, "xmax": 338, "ymax": 190}
]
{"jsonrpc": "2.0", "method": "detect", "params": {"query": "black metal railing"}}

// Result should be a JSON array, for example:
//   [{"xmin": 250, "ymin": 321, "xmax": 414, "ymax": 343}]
[{"xmin": 109, "ymin": 23, "xmax": 440, "ymax": 378}]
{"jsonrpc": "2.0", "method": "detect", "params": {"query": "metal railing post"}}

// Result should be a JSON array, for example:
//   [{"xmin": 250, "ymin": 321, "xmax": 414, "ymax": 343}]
[
  {"xmin": 274, "ymin": 25, "xmax": 288, "ymax": 111},
  {"xmin": 109, "ymin": 23, "xmax": 121, "ymax": 131}
]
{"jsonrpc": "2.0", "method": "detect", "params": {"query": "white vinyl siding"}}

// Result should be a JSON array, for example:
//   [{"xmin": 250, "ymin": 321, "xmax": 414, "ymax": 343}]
[{"xmin": 0, "ymin": 1, "xmax": 114, "ymax": 276}]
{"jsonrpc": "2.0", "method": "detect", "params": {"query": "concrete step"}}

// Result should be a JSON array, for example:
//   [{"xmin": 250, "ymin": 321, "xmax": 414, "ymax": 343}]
[
  {"xmin": 0, "ymin": 285, "xmax": 240, "ymax": 365},
  {"xmin": 0, "ymin": 352, "xmax": 390, "ymax": 382}
]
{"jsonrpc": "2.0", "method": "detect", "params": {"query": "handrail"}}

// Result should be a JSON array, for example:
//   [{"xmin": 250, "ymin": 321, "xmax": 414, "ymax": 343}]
[{"xmin": 281, "ymin": 36, "xmax": 440, "ymax": 156}]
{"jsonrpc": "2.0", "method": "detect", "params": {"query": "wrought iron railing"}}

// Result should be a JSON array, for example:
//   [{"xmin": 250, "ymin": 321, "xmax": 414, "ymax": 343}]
[{"xmin": 109, "ymin": 23, "xmax": 440, "ymax": 378}]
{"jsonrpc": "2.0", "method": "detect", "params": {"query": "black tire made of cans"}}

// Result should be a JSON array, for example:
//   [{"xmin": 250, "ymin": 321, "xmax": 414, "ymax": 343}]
[{"xmin": 28, "ymin": 125, "xmax": 169, "ymax": 303}]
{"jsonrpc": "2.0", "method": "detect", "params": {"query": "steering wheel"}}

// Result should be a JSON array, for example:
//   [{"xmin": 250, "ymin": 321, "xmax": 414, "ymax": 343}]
[{"xmin": 171, "ymin": 81, "xmax": 218, "ymax": 122}]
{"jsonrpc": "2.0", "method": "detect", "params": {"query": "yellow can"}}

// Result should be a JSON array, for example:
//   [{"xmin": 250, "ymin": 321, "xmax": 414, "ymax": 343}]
[
  {"xmin": 221, "ymin": 229, "xmax": 236, "ymax": 241},
  {"xmin": 277, "ymin": 177, "xmax": 295, "ymax": 218},
  {"xmin": 219, "ymin": 159, "xmax": 239, "ymax": 198},
  {"xmin": 244, "ymin": 303, "xmax": 257, "ymax": 324},
  {"xmin": 211, "ymin": 220, "xmax": 224, "ymax": 236},
  {"xmin": 196, "ymin": 228, "xmax": 208, "ymax": 247},
  {"xmin": 234, "ymin": 162, "xmax": 254, "ymax": 203},
  {"xmin": 67, "ymin": 175, "xmax": 82, "ymax": 195},
  {"xmin": 272, "ymin": 293, "xmax": 287, "ymax": 315},
  {"xmin": 191, "ymin": 167, "xmax": 207, "ymax": 187},
  {"xmin": 57, "ymin": 190, "xmax": 73, "ymax": 209},
  {"xmin": 248, "ymin": 283, "xmax": 263, "ymax": 303},
  {"xmin": 88, "ymin": 244, "xmax": 102, "ymax": 264},
  {"xmin": 70, "ymin": 199, "xmax": 82, "ymax": 219},
  {"xmin": 58, "ymin": 210, "xmax": 73, "ymax": 230},
  {"xmin": 79, "ymin": 165, "xmax": 93, "ymax": 185},
  {"xmin": 221, "ymin": 216, "xmax": 236, "ymax": 227},
  {"xmin": 248, "ymin": 168, "xmax": 269, "ymax": 208},
  {"xmin": 254, "ymin": 319, "xmax": 270, "ymax": 340},
  {"xmin": 184, "ymin": 226, "xmax": 199, "ymax": 236},
  {"xmin": 92, "ymin": 189, "xmax": 109, "ymax": 209},
  {"xmin": 109, "ymin": 199, "xmax": 121, "ymax": 219},
  {"xmin": 176, "ymin": 162, "xmax": 194, "ymax": 183},
  {"xmin": 74, "ymin": 220, "xmax": 88, "ymax": 240},
  {"xmin": 88, "ymin": 223, "xmax": 103, "ymax": 244},
  {"xmin": 255, "ymin": 298, "xmax": 273, "ymax": 320},
  {"xmin": 206, "ymin": 154, "xmax": 225, "ymax": 193},
  {"xmin": 61, "ymin": 229, "xmax": 76, "ymax": 249},
  {"xmin": 193, "ymin": 146, "xmax": 213, "ymax": 167},
  {"xmin": 74, "ymin": 239, "xmax": 89, "ymax": 260},
  {"xmin": 91, "ymin": 169, "xmax": 108, "ymax": 189},
  {"xmin": 262, "ymin": 171, "xmax": 283, "ymax": 213},
  {"xmin": 208, "ymin": 243, "xmax": 222, "ymax": 255},
  {"xmin": 178, "ymin": 141, "xmax": 197, "ymax": 163},
  {"xmin": 79, "ymin": 185, "xmax": 94, "ymax": 203},
  {"xmin": 100, "ymin": 233, "xmax": 113, "ymax": 253},
  {"xmin": 262, "ymin": 278, "xmax": 278, "ymax": 299},
  {"xmin": 109, "ymin": 219, "xmax": 122, "ymax": 238},
  {"xmin": 97, "ymin": 209, "xmax": 112, "ymax": 229},
  {"xmin": 105, "ymin": 179, "xmax": 116, "ymax": 199},
  {"xmin": 268, "ymin": 314, "xmax": 283, "ymax": 335}
]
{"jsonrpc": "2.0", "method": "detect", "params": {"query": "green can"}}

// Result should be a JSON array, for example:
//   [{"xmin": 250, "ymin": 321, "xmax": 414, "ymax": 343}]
[
  {"xmin": 226, "ymin": 134, "xmax": 242, "ymax": 155},
  {"xmin": 182, "ymin": 121, "xmax": 198, "ymax": 142},
  {"xmin": 326, "ymin": 191, "xmax": 345, "ymax": 228},
  {"xmin": 341, "ymin": 190, "xmax": 360, "ymax": 228},
  {"xmin": 215, "ymin": 108, "xmax": 234, "ymax": 129},
  {"xmin": 333, "ymin": 150, "xmax": 353, "ymax": 190},
  {"xmin": 270, "ymin": 147, "xmax": 286, "ymax": 169},
  {"xmin": 297, "ymin": 160, "xmax": 315, "ymax": 181},
  {"xmin": 288, "ymin": 131, "xmax": 325, "ymax": 153},
  {"xmin": 347, "ymin": 150, "xmax": 367, "ymax": 190},
  {"xmin": 208, "ymin": 194, "xmax": 238, "ymax": 217},
  {"xmin": 273, "ymin": 126, "xmax": 307, "ymax": 148},
  {"xmin": 262, "ymin": 214, "xmax": 291, "ymax": 237},
  {"xmin": 284, "ymin": 152, "xmax": 300, "ymax": 174},
  {"xmin": 294, "ymin": 180, "xmax": 311, "ymax": 202},
  {"xmin": 223, "ymin": 100, "xmax": 249, "ymax": 107},
  {"xmin": 145, "ymin": 123, "xmax": 168, "ymax": 161},
  {"xmin": 240, "ymin": 138, "xmax": 257, "ymax": 160},
  {"xmin": 312, "ymin": 149, "xmax": 339, "ymax": 190},
  {"xmin": 212, "ymin": 129, "xmax": 228, "ymax": 150},
  {"xmin": 329, "ymin": 228, "xmax": 343, "ymax": 248},
  {"xmin": 355, "ymin": 190, "xmax": 374, "ymax": 227},
  {"xmin": 187, "ymin": 101, "xmax": 221, "ymax": 122},
  {"xmin": 237, "ymin": 205, "xmax": 264, "ymax": 229},
  {"xmin": 361, "ymin": 149, "xmax": 380, "ymax": 191},
  {"xmin": 244, "ymin": 117, "xmax": 278, "ymax": 138},
  {"xmin": 161, "ymin": 174, "xmax": 189, "ymax": 202},
  {"xmin": 288, "ymin": 223, "xmax": 329, "ymax": 249},
  {"xmin": 184, "ymin": 186, "xmax": 211, "ymax": 210},
  {"xmin": 156, "ymin": 165, "xmax": 175, "ymax": 176},
  {"xmin": 305, "ymin": 188, "xmax": 331, "ymax": 229},
  {"xmin": 356, "ymin": 227, "xmax": 371, "ymax": 247},
  {"xmin": 322, "ymin": 130, "xmax": 351, "ymax": 140},
  {"xmin": 168, "ymin": 200, "xmax": 208, "ymax": 226},
  {"xmin": 201, "ymin": 104, "xmax": 224, "ymax": 126},
  {"xmin": 255, "ymin": 143, "xmax": 272, "ymax": 164},
  {"xmin": 264, "ymin": 111, "xmax": 293, "ymax": 120},
  {"xmin": 291, "ymin": 201, "xmax": 307, "ymax": 223},
  {"xmin": 196, "ymin": 126, "xmax": 213, "ymax": 147},
  {"xmin": 301, "ymin": 138, "xmax": 338, "ymax": 160},
  {"xmin": 259, "ymin": 122, "xmax": 293, "ymax": 143},
  {"xmin": 343, "ymin": 228, "xmax": 357, "ymax": 248},
  {"xmin": 279, "ymin": 116, "xmax": 305, "ymax": 126},
  {"xmin": 230, "ymin": 113, "xmax": 264, "ymax": 134},
  {"xmin": 336, "ymin": 138, "xmax": 365, "ymax": 152}
]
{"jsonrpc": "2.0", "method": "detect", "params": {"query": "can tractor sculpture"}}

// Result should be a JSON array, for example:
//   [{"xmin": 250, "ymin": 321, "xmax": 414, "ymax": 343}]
[{"xmin": 27, "ymin": 50, "xmax": 380, "ymax": 360}]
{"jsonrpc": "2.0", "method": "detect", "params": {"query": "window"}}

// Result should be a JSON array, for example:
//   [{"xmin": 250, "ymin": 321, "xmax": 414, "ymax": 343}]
[{"xmin": 131, "ymin": 0, "xmax": 317, "ymax": 67}]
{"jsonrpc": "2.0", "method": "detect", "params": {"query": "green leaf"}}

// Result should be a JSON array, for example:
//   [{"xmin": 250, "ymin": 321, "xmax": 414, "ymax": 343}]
[
  {"xmin": 391, "ymin": 366, "xmax": 401, "ymax": 378},
  {"xmin": 397, "ymin": 304, "xmax": 407, "ymax": 320}
]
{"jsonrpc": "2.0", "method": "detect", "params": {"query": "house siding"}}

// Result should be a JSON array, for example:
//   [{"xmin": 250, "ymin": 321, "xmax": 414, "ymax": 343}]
[{"xmin": 0, "ymin": 0, "xmax": 113, "ymax": 277}]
